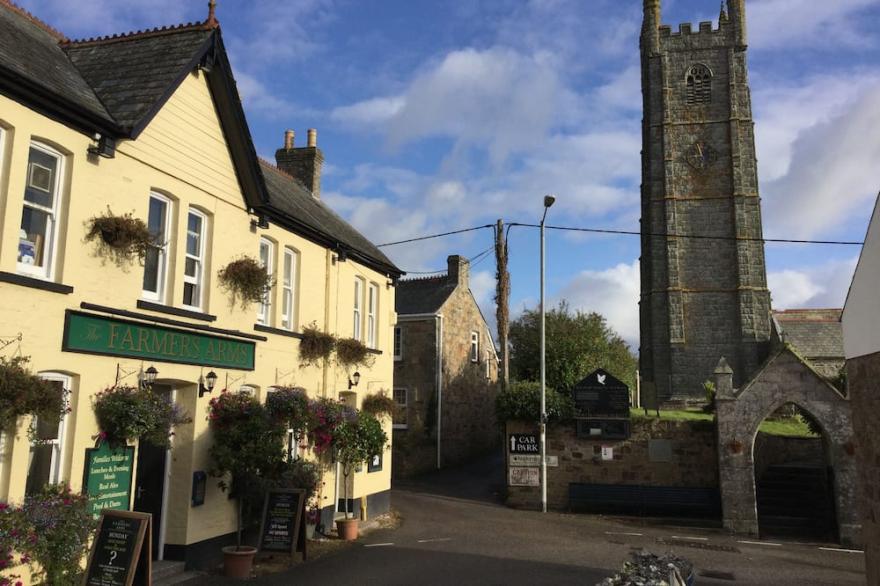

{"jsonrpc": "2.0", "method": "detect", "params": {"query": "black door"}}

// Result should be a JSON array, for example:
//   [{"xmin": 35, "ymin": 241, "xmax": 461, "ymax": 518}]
[{"xmin": 133, "ymin": 385, "xmax": 170, "ymax": 559}]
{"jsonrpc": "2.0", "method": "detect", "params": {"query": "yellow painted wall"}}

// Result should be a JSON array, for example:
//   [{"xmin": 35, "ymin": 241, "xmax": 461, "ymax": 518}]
[{"xmin": 0, "ymin": 67, "xmax": 396, "ymax": 568}]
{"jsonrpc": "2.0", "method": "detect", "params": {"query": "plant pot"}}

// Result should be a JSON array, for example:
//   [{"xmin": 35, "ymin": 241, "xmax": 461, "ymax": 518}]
[
  {"xmin": 222, "ymin": 545, "xmax": 257, "ymax": 579},
  {"xmin": 100, "ymin": 226, "xmax": 120, "ymax": 246},
  {"xmin": 305, "ymin": 523, "xmax": 316, "ymax": 540},
  {"xmin": 336, "ymin": 518, "xmax": 359, "ymax": 541}
]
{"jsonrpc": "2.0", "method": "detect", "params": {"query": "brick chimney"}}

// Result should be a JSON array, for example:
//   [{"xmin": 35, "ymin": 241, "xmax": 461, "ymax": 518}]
[
  {"xmin": 447, "ymin": 255, "xmax": 469, "ymax": 287},
  {"xmin": 275, "ymin": 128, "xmax": 324, "ymax": 199}
]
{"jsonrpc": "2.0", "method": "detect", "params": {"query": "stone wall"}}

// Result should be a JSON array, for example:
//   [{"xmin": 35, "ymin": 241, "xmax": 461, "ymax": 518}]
[
  {"xmin": 639, "ymin": 3, "xmax": 771, "ymax": 403},
  {"xmin": 506, "ymin": 417, "xmax": 717, "ymax": 510},
  {"xmin": 846, "ymin": 351, "xmax": 880, "ymax": 581}
]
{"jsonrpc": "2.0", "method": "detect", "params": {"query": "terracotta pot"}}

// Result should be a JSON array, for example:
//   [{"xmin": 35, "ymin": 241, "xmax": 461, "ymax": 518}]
[
  {"xmin": 222, "ymin": 545, "xmax": 257, "ymax": 579},
  {"xmin": 336, "ymin": 518, "xmax": 359, "ymax": 541}
]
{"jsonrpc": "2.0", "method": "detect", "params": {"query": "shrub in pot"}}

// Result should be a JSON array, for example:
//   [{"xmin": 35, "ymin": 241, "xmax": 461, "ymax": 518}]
[
  {"xmin": 208, "ymin": 391, "xmax": 286, "ymax": 577},
  {"xmin": 333, "ymin": 410, "xmax": 387, "ymax": 540}
]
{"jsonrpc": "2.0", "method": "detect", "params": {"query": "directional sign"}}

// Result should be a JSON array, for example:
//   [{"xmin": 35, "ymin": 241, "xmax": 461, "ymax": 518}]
[
  {"xmin": 510, "ymin": 454, "xmax": 558, "ymax": 467},
  {"xmin": 509, "ymin": 434, "xmax": 539, "ymax": 454}
]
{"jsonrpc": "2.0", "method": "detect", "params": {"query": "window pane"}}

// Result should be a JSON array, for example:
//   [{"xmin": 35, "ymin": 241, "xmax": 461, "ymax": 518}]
[
  {"xmin": 19, "ymin": 207, "xmax": 51, "ymax": 267},
  {"xmin": 186, "ymin": 213, "xmax": 201, "ymax": 256},
  {"xmin": 283, "ymin": 252, "xmax": 292, "ymax": 286},
  {"xmin": 24, "ymin": 149, "xmax": 58, "ymax": 208},
  {"xmin": 26, "ymin": 444, "xmax": 53, "ymax": 495},
  {"xmin": 147, "ymin": 197, "xmax": 167, "ymax": 238},
  {"xmin": 260, "ymin": 242, "xmax": 270, "ymax": 266},
  {"xmin": 143, "ymin": 248, "xmax": 160, "ymax": 292},
  {"xmin": 185, "ymin": 257, "xmax": 198, "ymax": 277},
  {"xmin": 184, "ymin": 282, "xmax": 196, "ymax": 306}
]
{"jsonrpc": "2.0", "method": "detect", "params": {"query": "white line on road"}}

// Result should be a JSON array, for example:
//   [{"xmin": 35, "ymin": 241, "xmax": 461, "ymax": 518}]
[
  {"xmin": 364, "ymin": 543, "xmax": 395, "ymax": 548},
  {"xmin": 605, "ymin": 531, "xmax": 644, "ymax": 537},
  {"xmin": 418, "ymin": 538, "xmax": 452, "ymax": 543},
  {"xmin": 819, "ymin": 547, "xmax": 863, "ymax": 554},
  {"xmin": 737, "ymin": 540, "xmax": 782, "ymax": 547},
  {"xmin": 671, "ymin": 536, "xmax": 709, "ymax": 542}
]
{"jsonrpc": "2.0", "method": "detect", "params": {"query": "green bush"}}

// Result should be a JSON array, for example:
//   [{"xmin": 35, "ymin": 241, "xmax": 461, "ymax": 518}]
[{"xmin": 495, "ymin": 381, "xmax": 574, "ymax": 424}]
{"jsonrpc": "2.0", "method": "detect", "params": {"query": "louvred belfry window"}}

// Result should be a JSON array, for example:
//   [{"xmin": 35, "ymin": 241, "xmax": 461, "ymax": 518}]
[{"xmin": 686, "ymin": 64, "xmax": 712, "ymax": 105}]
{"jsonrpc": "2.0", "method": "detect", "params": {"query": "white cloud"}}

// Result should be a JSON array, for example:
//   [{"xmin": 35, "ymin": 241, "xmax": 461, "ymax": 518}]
[
  {"xmin": 748, "ymin": 0, "xmax": 879, "ymax": 50},
  {"xmin": 768, "ymin": 257, "xmax": 859, "ymax": 310},
  {"xmin": 18, "ymin": 0, "xmax": 189, "ymax": 37},
  {"xmin": 554, "ymin": 261, "xmax": 640, "ymax": 347},
  {"xmin": 332, "ymin": 96, "xmax": 406, "ymax": 125},
  {"xmin": 762, "ymin": 85, "xmax": 880, "ymax": 238}
]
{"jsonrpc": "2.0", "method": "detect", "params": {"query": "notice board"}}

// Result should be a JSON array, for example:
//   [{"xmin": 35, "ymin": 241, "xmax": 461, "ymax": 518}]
[
  {"xmin": 258, "ymin": 488, "xmax": 307, "ymax": 560},
  {"xmin": 82, "ymin": 442, "xmax": 135, "ymax": 517},
  {"xmin": 83, "ymin": 510, "xmax": 151, "ymax": 586}
]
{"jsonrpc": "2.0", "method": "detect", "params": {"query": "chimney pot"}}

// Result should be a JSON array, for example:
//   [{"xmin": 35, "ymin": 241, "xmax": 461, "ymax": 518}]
[
  {"xmin": 284, "ymin": 129, "xmax": 294, "ymax": 150},
  {"xmin": 447, "ymin": 255, "xmax": 470, "ymax": 287},
  {"xmin": 307, "ymin": 128, "xmax": 317, "ymax": 148}
]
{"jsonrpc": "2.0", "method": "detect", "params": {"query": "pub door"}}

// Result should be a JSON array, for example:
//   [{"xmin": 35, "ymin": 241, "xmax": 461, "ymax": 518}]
[{"xmin": 133, "ymin": 384, "xmax": 171, "ymax": 560}]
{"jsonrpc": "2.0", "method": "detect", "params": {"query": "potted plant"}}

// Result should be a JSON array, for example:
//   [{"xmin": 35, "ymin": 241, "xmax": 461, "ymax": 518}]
[
  {"xmin": 0, "ymin": 356, "xmax": 67, "ymax": 437},
  {"xmin": 84, "ymin": 208, "xmax": 157, "ymax": 266},
  {"xmin": 361, "ymin": 391, "xmax": 397, "ymax": 420},
  {"xmin": 333, "ymin": 410, "xmax": 387, "ymax": 540},
  {"xmin": 208, "ymin": 391, "xmax": 285, "ymax": 578},
  {"xmin": 92, "ymin": 386, "xmax": 190, "ymax": 448},
  {"xmin": 217, "ymin": 256, "xmax": 273, "ymax": 308}
]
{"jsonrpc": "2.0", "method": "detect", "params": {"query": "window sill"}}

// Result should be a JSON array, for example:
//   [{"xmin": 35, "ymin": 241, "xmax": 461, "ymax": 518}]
[
  {"xmin": 136, "ymin": 300, "xmax": 216, "ymax": 322},
  {"xmin": 392, "ymin": 425, "xmax": 408, "ymax": 430},
  {"xmin": 0, "ymin": 272, "xmax": 73, "ymax": 294},
  {"xmin": 367, "ymin": 348, "xmax": 383, "ymax": 355},
  {"xmin": 254, "ymin": 324, "xmax": 304, "ymax": 339}
]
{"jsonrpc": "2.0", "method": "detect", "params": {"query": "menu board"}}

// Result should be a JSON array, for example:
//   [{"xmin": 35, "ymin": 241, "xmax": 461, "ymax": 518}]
[
  {"xmin": 258, "ymin": 488, "xmax": 307, "ymax": 559},
  {"xmin": 82, "ymin": 443, "xmax": 135, "ymax": 517},
  {"xmin": 83, "ymin": 510, "xmax": 151, "ymax": 586}
]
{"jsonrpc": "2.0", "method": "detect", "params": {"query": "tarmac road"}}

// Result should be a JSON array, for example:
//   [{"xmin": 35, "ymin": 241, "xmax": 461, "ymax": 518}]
[{"xmin": 188, "ymin": 452, "xmax": 866, "ymax": 585}]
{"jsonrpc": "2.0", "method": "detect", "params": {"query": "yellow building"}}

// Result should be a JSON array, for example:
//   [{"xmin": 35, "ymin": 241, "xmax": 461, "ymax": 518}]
[{"xmin": 0, "ymin": 1, "xmax": 401, "ymax": 570}]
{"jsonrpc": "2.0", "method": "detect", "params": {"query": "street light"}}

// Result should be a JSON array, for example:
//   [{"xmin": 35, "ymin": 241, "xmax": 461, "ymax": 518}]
[{"xmin": 540, "ymin": 194, "xmax": 555, "ymax": 514}]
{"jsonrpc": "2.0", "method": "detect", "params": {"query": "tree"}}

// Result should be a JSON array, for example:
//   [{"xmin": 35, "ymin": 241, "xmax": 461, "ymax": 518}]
[{"xmin": 509, "ymin": 301, "xmax": 637, "ymax": 393}]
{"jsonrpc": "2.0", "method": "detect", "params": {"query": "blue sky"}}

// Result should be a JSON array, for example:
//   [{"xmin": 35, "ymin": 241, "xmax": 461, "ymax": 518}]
[{"xmin": 23, "ymin": 0, "xmax": 880, "ymax": 347}]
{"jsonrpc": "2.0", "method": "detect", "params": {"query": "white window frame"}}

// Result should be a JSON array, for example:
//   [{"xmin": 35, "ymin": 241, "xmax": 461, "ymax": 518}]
[
  {"xmin": 470, "ymin": 331, "xmax": 479, "ymax": 363},
  {"xmin": 281, "ymin": 247, "xmax": 298, "ymax": 331},
  {"xmin": 27, "ymin": 373, "xmax": 70, "ymax": 492},
  {"xmin": 393, "ymin": 326, "xmax": 403, "ymax": 361},
  {"xmin": 367, "ymin": 283, "xmax": 378, "ymax": 348},
  {"xmin": 353, "ymin": 277, "xmax": 364, "ymax": 341},
  {"xmin": 182, "ymin": 208, "xmax": 207, "ymax": 310},
  {"xmin": 393, "ymin": 388, "xmax": 408, "ymax": 430},
  {"xmin": 18, "ymin": 142, "xmax": 64, "ymax": 280},
  {"xmin": 142, "ymin": 192, "xmax": 172, "ymax": 302},
  {"xmin": 267, "ymin": 386, "xmax": 301, "ymax": 460},
  {"xmin": 257, "ymin": 238, "xmax": 274, "ymax": 325}
]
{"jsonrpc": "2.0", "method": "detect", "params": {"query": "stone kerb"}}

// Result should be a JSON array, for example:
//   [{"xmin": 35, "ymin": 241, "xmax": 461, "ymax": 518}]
[{"xmin": 713, "ymin": 352, "xmax": 861, "ymax": 546}]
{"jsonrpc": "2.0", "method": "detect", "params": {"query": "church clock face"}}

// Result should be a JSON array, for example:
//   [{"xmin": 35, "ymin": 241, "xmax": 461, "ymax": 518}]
[{"xmin": 685, "ymin": 141, "xmax": 718, "ymax": 171}]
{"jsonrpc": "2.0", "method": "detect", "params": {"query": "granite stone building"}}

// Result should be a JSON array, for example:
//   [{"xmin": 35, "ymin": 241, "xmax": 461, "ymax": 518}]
[
  {"xmin": 639, "ymin": 0, "xmax": 772, "ymax": 403},
  {"xmin": 392, "ymin": 255, "xmax": 499, "ymax": 478}
]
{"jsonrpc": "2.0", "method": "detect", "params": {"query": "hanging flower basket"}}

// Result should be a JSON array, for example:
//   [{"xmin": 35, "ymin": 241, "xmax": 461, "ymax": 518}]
[
  {"xmin": 265, "ymin": 386, "xmax": 312, "ymax": 437},
  {"xmin": 335, "ymin": 338, "xmax": 374, "ymax": 369},
  {"xmin": 299, "ymin": 323, "xmax": 336, "ymax": 368},
  {"xmin": 93, "ymin": 386, "xmax": 191, "ymax": 447},
  {"xmin": 85, "ymin": 209, "xmax": 157, "ymax": 266},
  {"xmin": 0, "ymin": 355, "xmax": 66, "ymax": 434},
  {"xmin": 361, "ymin": 391, "xmax": 396, "ymax": 419},
  {"xmin": 217, "ymin": 256, "xmax": 273, "ymax": 308}
]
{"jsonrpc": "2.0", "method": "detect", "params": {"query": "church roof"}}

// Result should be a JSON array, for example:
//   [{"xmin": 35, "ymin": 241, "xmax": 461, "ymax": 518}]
[{"xmin": 772, "ymin": 309, "xmax": 844, "ymax": 359}]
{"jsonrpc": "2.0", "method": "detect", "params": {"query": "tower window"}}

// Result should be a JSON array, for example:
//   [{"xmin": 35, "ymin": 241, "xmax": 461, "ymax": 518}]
[{"xmin": 686, "ymin": 64, "xmax": 712, "ymax": 105}]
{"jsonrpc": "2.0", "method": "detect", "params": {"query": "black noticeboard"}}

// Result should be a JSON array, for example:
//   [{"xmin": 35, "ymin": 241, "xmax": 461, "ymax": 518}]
[
  {"xmin": 258, "ymin": 488, "xmax": 307, "ymax": 560},
  {"xmin": 83, "ymin": 510, "xmax": 152, "ymax": 586},
  {"xmin": 572, "ymin": 369, "xmax": 630, "ymax": 418}
]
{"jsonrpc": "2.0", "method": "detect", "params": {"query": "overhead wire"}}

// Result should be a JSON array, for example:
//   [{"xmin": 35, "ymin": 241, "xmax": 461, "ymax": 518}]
[{"xmin": 377, "ymin": 224, "xmax": 495, "ymax": 247}]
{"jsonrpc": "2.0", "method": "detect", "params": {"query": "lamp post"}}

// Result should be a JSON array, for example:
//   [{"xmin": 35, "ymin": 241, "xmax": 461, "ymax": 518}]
[{"xmin": 540, "ymin": 194, "xmax": 555, "ymax": 513}]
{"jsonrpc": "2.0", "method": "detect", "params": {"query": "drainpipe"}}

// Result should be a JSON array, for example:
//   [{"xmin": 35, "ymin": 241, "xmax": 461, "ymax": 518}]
[{"xmin": 436, "ymin": 314, "xmax": 444, "ymax": 469}]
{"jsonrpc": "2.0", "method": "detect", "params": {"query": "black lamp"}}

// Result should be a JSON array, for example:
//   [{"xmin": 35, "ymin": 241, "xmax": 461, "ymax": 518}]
[
  {"xmin": 348, "ymin": 371, "xmax": 361, "ymax": 390},
  {"xmin": 199, "ymin": 370, "xmax": 218, "ymax": 398},
  {"xmin": 142, "ymin": 365, "xmax": 159, "ymax": 388}
]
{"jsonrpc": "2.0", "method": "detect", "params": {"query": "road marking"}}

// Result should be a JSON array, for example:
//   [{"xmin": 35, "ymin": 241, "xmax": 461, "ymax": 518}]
[
  {"xmin": 819, "ymin": 547, "xmax": 863, "ymax": 554},
  {"xmin": 365, "ymin": 543, "xmax": 395, "ymax": 548},
  {"xmin": 737, "ymin": 540, "xmax": 782, "ymax": 547},
  {"xmin": 605, "ymin": 531, "xmax": 644, "ymax": 537},
  {"xmin": 671, "ymin": 535, "xmax": 709, "ymax": 542},
  {"xmin": 418, "ymin": 537, "xmax": 452, "ymax": 543}
]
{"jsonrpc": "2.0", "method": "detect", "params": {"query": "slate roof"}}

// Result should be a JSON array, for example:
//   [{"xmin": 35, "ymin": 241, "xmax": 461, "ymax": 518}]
[
  {"xmin": 395, "ymin": 275, "xmax": 456, "ymax": 315},
  {"xmin": 0, "ymin": 1, "xmax": 113, "ymax": 126},
  {"xmin": 260, "ymin": 161, "xmax": 401, "ymax": 276},
  {"xmin": 772, "ymin": 309, "xmax": 844, "ymax": 359},
  {"xmin": 65, "ymin": 27, "xmax": 213, "ymax": 134}
]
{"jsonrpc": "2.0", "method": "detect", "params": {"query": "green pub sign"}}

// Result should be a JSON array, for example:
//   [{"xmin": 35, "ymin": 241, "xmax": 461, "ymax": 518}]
[
  {"xmin": 82, "ymin": 442, "xmax": 135, "ymax": 517},
  {"xmin": 64, "ymin": 311, "xmax": 256, "ymax": 370}
]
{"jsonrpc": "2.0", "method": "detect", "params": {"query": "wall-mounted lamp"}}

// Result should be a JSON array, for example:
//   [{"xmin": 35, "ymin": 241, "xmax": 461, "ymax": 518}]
[
  {"xmin": 199, "ymin": 370, "xmax": 218, "ymax": 398},
  {"xmin": 88, "ymin": 134, "xmax": 117, "ymax": 159},
  {"xmin": 348, "ymin": 371, "xmax": 361, "ymax": 390},
  {"xmin": 140, "ymin": 365, "xmax": 159, "ymax": 389},
  {"xmin": 250, "ymin": 216, "xmax": 270, "ymax": 230}
]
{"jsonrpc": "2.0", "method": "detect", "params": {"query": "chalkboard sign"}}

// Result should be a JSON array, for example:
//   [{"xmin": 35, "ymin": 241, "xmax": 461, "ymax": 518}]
[
  {"xmin": 83, "ymin": 510, "xmax": 151, "ymax": 586},
  {"xmin": 258, "ymin": 489, "xmax": 307, "ymax": 560},
  {"xmin": 82, "ymin": 443, "xmax": 135, "ymax": 517},
  {"xmin": 572, "ymin": 369, "xmax": 630, "ymax": 418}
]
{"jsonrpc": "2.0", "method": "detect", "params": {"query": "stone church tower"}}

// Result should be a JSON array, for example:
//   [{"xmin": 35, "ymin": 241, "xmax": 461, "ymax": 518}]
[{"xmin": 639, "ymin": 0, "xmax": 771, "ymax": 403}]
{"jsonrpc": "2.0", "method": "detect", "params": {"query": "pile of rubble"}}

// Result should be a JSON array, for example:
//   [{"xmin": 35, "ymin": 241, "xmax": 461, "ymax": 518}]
[{"xmin": 598, "ymin": 550, "xmax": 693, "ymax": 586}]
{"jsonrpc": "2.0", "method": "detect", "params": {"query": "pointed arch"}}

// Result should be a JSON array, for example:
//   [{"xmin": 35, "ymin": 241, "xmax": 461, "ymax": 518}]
[{"xmin": 686, "ymin": 64, "xmax": 712, "ymax": 104}]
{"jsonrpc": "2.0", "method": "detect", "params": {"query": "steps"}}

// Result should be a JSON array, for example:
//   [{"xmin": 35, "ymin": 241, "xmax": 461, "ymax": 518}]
[
  {"xmin": 153, "ymin": 560, "xmax": 202, "ymax": 586},
  {"xmin": 756, "ymin": 465, "xmax": 836, "ymax": 542}
]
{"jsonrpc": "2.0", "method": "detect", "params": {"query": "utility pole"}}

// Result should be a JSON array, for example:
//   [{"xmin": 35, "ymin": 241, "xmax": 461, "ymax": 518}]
[{"xmin": 495, "ymin": 219, "xmax": 510, "ymax": 391}]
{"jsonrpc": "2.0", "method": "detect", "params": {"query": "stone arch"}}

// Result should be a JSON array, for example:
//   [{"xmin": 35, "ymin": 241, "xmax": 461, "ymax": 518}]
[
  {"xmin": 686, "ymin": 63, "xmax": 712, "ymax": 104},
  {"xmin": 713, "ymin": 348, "xmax": 860, "ymax": 546}
]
